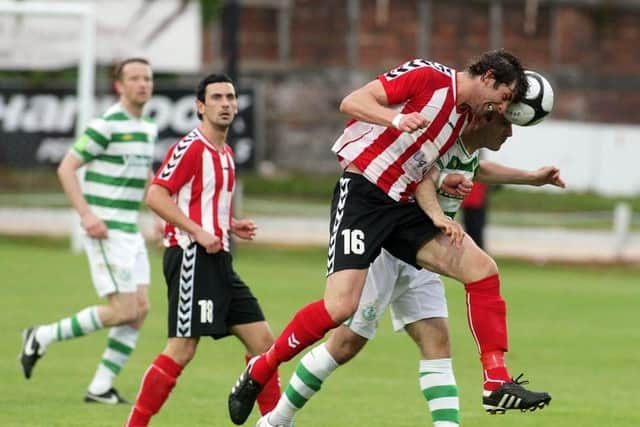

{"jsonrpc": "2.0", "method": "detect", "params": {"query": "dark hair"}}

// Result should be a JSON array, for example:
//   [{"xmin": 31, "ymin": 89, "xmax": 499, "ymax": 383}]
[
  {"xmin": 195, "ymin": 73, "xmax": 234, "ymax": 120},
  {"xmin": 468, "ymin": 49, "xmax": 528, "ymax": 103},
  {"xmin": 113, "ymin": 57, "xmax": 150, "ymax": 81}
]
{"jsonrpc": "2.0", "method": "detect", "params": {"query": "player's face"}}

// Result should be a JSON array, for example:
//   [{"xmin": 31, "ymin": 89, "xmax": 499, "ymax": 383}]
[
  {"xmin": 116, "ymin": 62, "xmax": 153, "ymax": 107},
  {"xmin": 197, "ymin": 82, "xmax": 238, "ymax": 128},
  {"xmin": 476, "ymin": 111, "xmax": 513, "ymax": 151},
  {"xmin": 472, "ymin": 71, "xmax": 516, "ymax": 117}
]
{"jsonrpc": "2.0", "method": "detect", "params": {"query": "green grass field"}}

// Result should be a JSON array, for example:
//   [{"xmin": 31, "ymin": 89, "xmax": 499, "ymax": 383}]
[{"xmin": 1, "ymin": 237, "xmax": 639, "ymax": 427}]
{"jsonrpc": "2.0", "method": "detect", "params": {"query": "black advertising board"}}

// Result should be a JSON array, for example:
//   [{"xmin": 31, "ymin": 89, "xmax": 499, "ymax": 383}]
[{"xmin": 0, "ymin": 87, "xmax": 257, "ymax": 170}]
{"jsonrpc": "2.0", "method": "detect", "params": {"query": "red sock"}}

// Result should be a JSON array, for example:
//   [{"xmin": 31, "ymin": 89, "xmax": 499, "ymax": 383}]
[
  {"xmin": 251, "ymin": 300, "xmax": 338, "ymax": 385},
  {"xmin": 464, "ymin": 274, "xmax": 511, "ymax": 390},
  {"xmin": 481, "ymin": 351, "xmax": 511, "ymax": 391},
  {"xmin": 246, "ymin": 355, "xmax": 281, "ymax": 414},
  {"xmin": 125, "ymin": 354, "xmax": 183, "ymax": 427}
]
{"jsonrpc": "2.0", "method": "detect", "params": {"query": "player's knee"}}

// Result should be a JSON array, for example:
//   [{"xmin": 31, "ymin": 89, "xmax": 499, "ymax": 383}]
[
  {"xmin": 430, "ymin": 330, "xmax": 451, "ymax": 356},
  {"xmin": 463, "ymin": 250, "xmax": 498, "ymax": 282},
  {"xmin": 111, "ymin": 302, "xmax": 139, "ymax": 324},
  {"xmin": 164, "ymin": 341, "xmax": 197, "ymax": 366},
  {"xmin": 478, "ymin": 253, "xmax": 498, "ymax": 277},
  {"xmin": 327, "ymin": 333, "xmax": 365, "ymax": 364},
  {"xmin": 325, "ymin": 298, "xmax": 359, "ymax": 324},
  {"xmin": 137, "ymin": 298, "xmax": 150, "ymax": 321}
]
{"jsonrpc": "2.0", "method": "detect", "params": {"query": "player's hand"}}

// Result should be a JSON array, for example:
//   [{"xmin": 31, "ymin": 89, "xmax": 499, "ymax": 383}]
[
  {"xmin": 431, "ymin": 214, "xmax": 465, "ymax": 247},
  {"xmin": 194, "ymin": 229, "xmax": 222, "ymax": 253},
  {"xmin": 441, "ymin": 173, "xmax": 473, "ymax": 198},
  {"xmin": 531, "ymin": 166, "xmax": 566, "ymax": 188},
  {"xmin": 81, "ymin": 212, "xmax": 108, "ymax": 239},
  {"xmin": 394, "ymin": 112, "xmax": 429, "ymax": 133},
  {"xmin": 231, "ymin": 218, "xmax": 257, "ymax": 241}
]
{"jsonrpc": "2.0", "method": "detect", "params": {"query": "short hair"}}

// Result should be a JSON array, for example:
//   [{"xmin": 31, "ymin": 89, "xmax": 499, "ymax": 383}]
[
  {"xmin": 467, "ymin": 49, "xmax": 528, "ymax": 103},
  {"xmin": 195, "ymin": 73, "xmax": 235, "ymax": 120},
  {"xmin": 113, "ymin": 57, "xmax": 150, "ymax": 81}
]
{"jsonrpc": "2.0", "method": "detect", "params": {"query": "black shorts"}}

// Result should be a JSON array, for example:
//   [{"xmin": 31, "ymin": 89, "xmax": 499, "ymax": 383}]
[
  {"xmin": 327, "ymin": 172, "xmax": 440, "ymax": 274},
  {"xmin": 163, "ymin": 244, "xmax": 265, "ymax": 339}
]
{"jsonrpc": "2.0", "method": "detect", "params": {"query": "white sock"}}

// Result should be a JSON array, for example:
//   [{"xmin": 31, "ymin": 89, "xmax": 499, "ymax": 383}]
[
  {"xmin": 269, "ymin": 343, "xmax": 339, "ymax": 426},
  {"xmin": 88, "ymin": 325, "xmax": 139, "ymax": 395},
  {"xmin": 35, "ymin": 306, "xmax": 102, "ymax": 349},
  {"xmin": 419, "ymin": 358, "xmax": 460, "ymax": 426}
]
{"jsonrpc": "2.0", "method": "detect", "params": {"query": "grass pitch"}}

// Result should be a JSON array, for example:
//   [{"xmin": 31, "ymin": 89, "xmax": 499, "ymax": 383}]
[{"xmin": 1, "ymin": 236, "xmax": 638, "ymax": 426}]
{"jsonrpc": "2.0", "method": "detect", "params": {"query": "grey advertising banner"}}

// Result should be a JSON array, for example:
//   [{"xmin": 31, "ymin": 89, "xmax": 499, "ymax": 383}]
[{"xmin": 0, "ymin": 87, "xmax": 258, "ymax": 171}]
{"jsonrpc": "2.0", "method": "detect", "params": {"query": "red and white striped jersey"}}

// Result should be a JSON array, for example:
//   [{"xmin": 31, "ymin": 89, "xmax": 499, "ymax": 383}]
[
  {"xmin": 153, "ymin": 128, "xmax": 236, "ymax": 251},
  {"xmin": 332, "ymin": 59, "xmax": 471, "ymax": 202}
]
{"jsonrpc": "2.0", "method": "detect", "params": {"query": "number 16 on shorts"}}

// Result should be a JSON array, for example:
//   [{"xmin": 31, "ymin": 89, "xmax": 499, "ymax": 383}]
[{"xmin": 341, "ymin": 229, "xmax": 365, "ymax": 255}]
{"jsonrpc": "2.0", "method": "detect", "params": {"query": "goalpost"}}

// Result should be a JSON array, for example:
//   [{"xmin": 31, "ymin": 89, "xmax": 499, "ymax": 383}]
[{"xmin": 0, "ymin": 0, "xmax": 96, "ymax": 252}]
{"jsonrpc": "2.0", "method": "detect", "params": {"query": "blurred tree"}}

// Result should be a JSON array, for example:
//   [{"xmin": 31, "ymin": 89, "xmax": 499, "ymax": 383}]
[{"xmin": 200, "ymin": 0, "xmax": 224, "ymax": 25}]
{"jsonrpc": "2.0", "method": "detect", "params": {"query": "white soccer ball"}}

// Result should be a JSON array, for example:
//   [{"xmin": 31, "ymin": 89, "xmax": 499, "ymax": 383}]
[{"xmin": 505, "ymin": 70, "xmax": 554, "ymax": 126}]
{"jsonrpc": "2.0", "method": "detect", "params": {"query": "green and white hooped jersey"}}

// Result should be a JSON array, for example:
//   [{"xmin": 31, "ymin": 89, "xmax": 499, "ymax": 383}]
[
  {"xmin": 435, "ymin": 137, "xmax": 479, "ymax": 218},
  {"xmin": 72, "ymin": 103, "xmax": 157, "ymax": 233}
]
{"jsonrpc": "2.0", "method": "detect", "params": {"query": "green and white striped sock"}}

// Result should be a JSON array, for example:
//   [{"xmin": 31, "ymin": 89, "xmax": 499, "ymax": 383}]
[
  {"xmin": 420, "ymin": 358, "xmax": 460, "ymax": 426},
  {"xmin": 35, "ymin": 306, "xmax": 102, "ymax": 349},
  {"xmin": 88, "ymin": 325, "xmax": 139, "ymax": 395},
  {"xmin": 269, "ymin": 343, "xmax": 338, "ymax": 426}
]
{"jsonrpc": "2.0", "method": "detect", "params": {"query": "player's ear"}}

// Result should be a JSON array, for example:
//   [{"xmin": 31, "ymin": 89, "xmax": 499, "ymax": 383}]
[
  {"xmin": 114, "ymin": 79, "xmax": 124, "ymax": 96},
  {"xmin": 196, "ymin": 99, "xmax": 205, "ymax": 118}
]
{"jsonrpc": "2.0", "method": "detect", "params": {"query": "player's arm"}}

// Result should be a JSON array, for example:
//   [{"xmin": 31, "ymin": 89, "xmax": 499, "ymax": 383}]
[
  {"xmin": 339, "ymin": 79, "xmax": 428, "ymax": 132},
  {"xmin": 415, "ymin": 167, "xmax": 465, "ymax": 246},
  {"xmin": 476, "ymin": 160, "xmax": 566, "ymax": 188},
  {"xmin": 146, "ymin": 184, "xmax": 221, "ymax": 253},
  {"xmin": 57, "ymin": 152, "xmax": 108, "ymax": 239},
  {"xmin": 231, "ymin": 218, "xmax": 257, "ymax": 241}
]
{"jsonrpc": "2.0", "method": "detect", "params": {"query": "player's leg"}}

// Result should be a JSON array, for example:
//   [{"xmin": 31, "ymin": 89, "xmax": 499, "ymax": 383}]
[
  {"xmin": 20, "ymin": 234, "xmax": 140, "ymax": 379},
  {"xmin": 228, "ymin": 269, "xmax": 282, "ymax": 417},
  {"xmin": 86, "ymin": 237, "xmax": 151, "ymax": 403},
  {"xmin": 230, "ymin": 173, "xmax": 392, "ymax": 425},
  {"xmin": 86, "ymin": 286, "xmax": 150, "ymax": 404},
  {"xmin": 261, "ymin": 249, "xmax": 398, "ymax": 427},
  {"xmin": 386, "ymin": 262, "xmax": 459, "ymax": 426},
  {"xmin": 125, "ymin": 337, "xmax": 196, "ymax": 427},
  {"xmin": 405, "ymin": 319, "xmax": 460, "ymax": 427},
  {"xmin": 259, "ymin": 327, "xmax": 367, "ymax": 427},
  {"xmin": 127, "ymin": 243, "xmax": 222, "ymax": 426},
  {"xmin": 416, "ymin": 233, "xmax": 551, "ymax": 413}
]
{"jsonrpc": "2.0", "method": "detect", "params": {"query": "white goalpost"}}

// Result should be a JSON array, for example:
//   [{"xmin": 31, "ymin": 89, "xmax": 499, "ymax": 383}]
[{"xmin": 0, "ymin": 0, "xmax": 96, "ymax": 252}]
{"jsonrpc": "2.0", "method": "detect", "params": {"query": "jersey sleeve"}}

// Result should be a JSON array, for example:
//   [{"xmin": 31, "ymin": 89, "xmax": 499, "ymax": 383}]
[
  {"xmin": 153, "ymin": 140, "xmax": 200, "ymax": 194},
  {"xmin": 378, "ymin": 60, "xmax": 436, "ymax": 106},
  {"xmin": 71, "ymin": 117, "xmax": 111, "ymax": 162}
]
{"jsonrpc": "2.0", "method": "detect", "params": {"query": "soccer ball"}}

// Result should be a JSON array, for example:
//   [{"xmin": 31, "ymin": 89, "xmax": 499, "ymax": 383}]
[{"xmin": 505, "ymin": 70, "xmax": 554, "ymax": 126}]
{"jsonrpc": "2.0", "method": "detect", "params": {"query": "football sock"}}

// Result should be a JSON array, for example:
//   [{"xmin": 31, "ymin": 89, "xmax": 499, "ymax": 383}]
[
  {"xmin": 464, "ymin": 274, "xmax": 511, "ymax": 391},
  {"xmin": 35, "ymin": 306, "xmax": 102, "ymax": 349},
  {"xmin": 268, "ymin": 343, "xmax": 338, "ymax": 427},
  {"xmin": 419, "ymin": 358, "xmax": 460, "ymax": 427},
  {"xmin": 245, "ymin": 354, "xmax": 281, "ymax": 415},
  {"xmin": 481, "ymin": 351, "xmax": 511, "ymax": 391},
  {"xmin": 251, "ymin": 300, "xmax": 338, "ymax": 385},
  {"xmin": 126, "ymin": 354, "xmax": 183, "ymax": 427},
  {"xmin": 88, "ymin": 325, "xmax": 139, "ymax": 395}
]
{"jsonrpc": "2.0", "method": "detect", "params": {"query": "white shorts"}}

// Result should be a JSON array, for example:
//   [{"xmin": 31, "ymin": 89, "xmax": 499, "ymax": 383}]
[
  {"xmin": 347, "ymin": 249, "xmax": 448, "ymax": 340},
  {"xmin": 83, "ymin": 230, "xmax": 150, "ymax": 297}
]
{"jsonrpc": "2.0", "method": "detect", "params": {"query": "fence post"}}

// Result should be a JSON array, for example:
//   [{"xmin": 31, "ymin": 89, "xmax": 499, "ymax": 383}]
[{"xmin": 612, "ymin": 202, "xmax": 632, "ymax": 258}]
